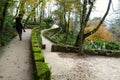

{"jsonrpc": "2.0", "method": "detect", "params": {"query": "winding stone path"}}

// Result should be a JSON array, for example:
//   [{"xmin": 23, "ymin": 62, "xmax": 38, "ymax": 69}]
[
  {"xmin": 0, "ymin": 27, "xmax": 120, "ymax": 80},
  {"xmin": 0, "ymin": 29, "xmax": 34, "ymax": 80},
  {"xmin": 42, "ymin": 26, "xmax": 120, "ymax": 80}
]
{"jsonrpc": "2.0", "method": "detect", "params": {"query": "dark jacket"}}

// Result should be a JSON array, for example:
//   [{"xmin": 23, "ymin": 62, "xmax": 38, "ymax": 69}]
[{"xmin": 15, "ymin": 17, "xmax": 24, "ymax": 32}]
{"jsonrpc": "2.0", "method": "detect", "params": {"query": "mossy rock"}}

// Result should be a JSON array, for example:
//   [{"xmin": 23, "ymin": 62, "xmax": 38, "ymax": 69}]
[
  {"xmin": 32, "ymin": 47, "xmax": 41, "ymax": 53},
  {"xmin": 31, "ymin": 38, "xmax": 38, "ymax": 43},
  {"xmin": 34, "ymin": 53, "xmax": 44, "ymax": 62},
  {"xmin": 36, "ymin": 62, "xmax": 51, "ymax": 80},
  {"xmin": 51, "ymin": 44, "xmax": 78, "ymax": 53},
  {"xmin": 107, "ymin": 50, "xmax": 120, "ymax": 57},
  {"xmin": 32, "ymin": 43, "xmax": 40, "ymax": 47}
]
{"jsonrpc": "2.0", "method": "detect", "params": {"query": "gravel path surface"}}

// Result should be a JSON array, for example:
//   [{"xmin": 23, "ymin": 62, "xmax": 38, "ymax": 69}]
[
  {"xmin": 0, "ymin": 29, "xmax": 34, "ymax": 80},
  {"xmin": 42, "ymin": 27, "xmax": 120, "ymax": 80}
]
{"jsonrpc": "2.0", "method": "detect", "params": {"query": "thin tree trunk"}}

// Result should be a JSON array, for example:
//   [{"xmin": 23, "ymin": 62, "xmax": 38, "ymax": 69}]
[
  {"xmin": 0, "ymin": 0, "xmax": 9, "ymax": 32},
  {"xmin": 18, "ymin": 0, "xmax": 26, "ymax": 18},
  {"xmin": 39, "ymin": 1, "xmax": 45, "ymax": 24},
  {"xmin": 24, "ymin": 0, "xmax": 42, "ymax": 27},
  {"xmin": 39, "ymin": 11, "xmax": 42, "ymax": 23},
  {"xmin": 13, "ymin": 0, "xmax": 22, "ymax": 20},
  {"xmin": 68, "ymin": 11, "xmax": 71, "ymax": 32}
]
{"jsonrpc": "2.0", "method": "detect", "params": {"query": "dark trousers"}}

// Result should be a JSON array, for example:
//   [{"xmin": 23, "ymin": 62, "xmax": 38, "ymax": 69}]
[{"xmin": 17, "ymin": 29, "xmax": 22, "ymax": 40}]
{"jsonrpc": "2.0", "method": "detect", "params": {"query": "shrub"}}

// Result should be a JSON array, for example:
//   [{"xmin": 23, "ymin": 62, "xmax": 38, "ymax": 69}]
[
  {"xmin": 32, "ymin": 47, "xmax": 41, "ymax": 53},
  {"xmin": 35, "ymin": 62, "xmax": 51, "ymax": 80},
  {"xmin": 34, "ymin": 53, "xmax": 44, "ymax": 62},
  {"xmin": 0, "ymin": 15, "xmax": 17, "ymax": 47},
  {"xmin": 43, "ymin": 28, "xmax": 75, "ymax": 45},
  {"xmin": 105, "ymin": 41, "xmax": 120, "ymax": 50},
  {"xmin": 22, "ymin": 19, "xmax": 39, "ymax": 25},
  {"xmin": 85, "ymin": 40, "xmax": 105, "ymax": 50},
  {"xmin": 31, "ymin": 27, "xmax": 51, "ymax": 80},
  {"xmin": 40, "ymin": 22, "xmax": 47, "ymax": 29},
  {"xmin": 43, "ymin": 18, "xmax": 53, "ymax": 24}
]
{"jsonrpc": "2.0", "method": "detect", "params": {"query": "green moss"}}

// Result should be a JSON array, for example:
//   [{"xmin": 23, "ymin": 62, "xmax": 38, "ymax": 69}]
[
  {"xmin": 31, "ymin": 28, "xmax": 42, "ymax": 47},
  {"xmin": 32, "ymin": 47, "xmax": 41, "ymax": 53},
  {"xmin": 31, "ymin": 27, "xmax": 51, "ymax": 80},
  {"xmin": 32, "ymin": 43, "xmax": 40, "ymax": 47},
  {"xmin": 36, "ymin": 62, "xmax": 51, "ymax": 80},
  {"xmin": 31, "ymin": 38, "xmax": 38, "ymax": 43},
  {"xmin": 34, "ymin": 53, "xmax": 44, "ymax": 62}
]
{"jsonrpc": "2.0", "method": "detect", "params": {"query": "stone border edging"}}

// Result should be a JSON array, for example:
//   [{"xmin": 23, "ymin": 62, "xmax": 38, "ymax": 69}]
[
  {"xmin": 51, "ymin": 44, "xmax": 120, "ymax": 57},
  {"xmin": 31, "ymin": 27, "xmax": 51, "ymax": 80}
]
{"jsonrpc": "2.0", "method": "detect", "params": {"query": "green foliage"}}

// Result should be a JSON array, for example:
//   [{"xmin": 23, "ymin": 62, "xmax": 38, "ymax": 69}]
[
  {"xmin": 35, "ymin": 62, "xmax": 51, "ymax": 80},
  {"xmin": 43, "ymin": 18, "xmax": 53, "ymax": 24},
  {"xmin": 34, "ymin": 53, "xmax": 44, "ymax": 62},
  {"xmin": 105, "ymin": 42, "xmax": 120, "ymax": 50},
  {"xmin": 40, "ymin": 18, "xmax": 53, "ymax": 29},
  {"xmin": 39, "ymin": 21, "xmax": 52, "ymax": 29},
  {"xmin": 93, "ymin": 40, "xmax": 105, "ymax": 49},
  {"xmin": 43, "ymin": 28, "xmax": 75, "ymax": 46},
  {"xmin": 32, "ymin": 47, "xmax": 41, "ymax": 53},
  {"xmin": 31, "ymin": 27, "xmax": 42, "ymax": 45},
  {"xmin": 50, "ymin": 32, "xmax": 75, "ymax": 45},
  {"xmin": 31, "ymin": 27, "xmax": 42, "ymax": 53},
  {"xmin": 0, "ymin": 0, "xmax": 5, "ymax": 18},
  {"xmin": 31, "ymin": 27, "xmax": 51, "ymax": 80},
  {"xmin": 85, "ymin": 40, "xmax": 105, "ymax": 50},
  {"xmin": 32, "ymin": 43, "xmax": 40, "ymax": 47},
  {"xmin": 0, "ymin": 15, "xmax": 17, "ymax": 47},
  {"xmin": 22, "ymin": 19, "xmax": 39, "ymax": 25},
  {"xmin": 41, "ymin": 18, "xmax": 53, "ymax": 28},
  {"xmin": 84, "ymin": 41, "xmax": 94, "ymax": 50}
]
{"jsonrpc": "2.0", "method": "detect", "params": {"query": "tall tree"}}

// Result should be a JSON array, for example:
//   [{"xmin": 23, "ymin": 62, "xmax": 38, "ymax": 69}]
[
  {"xmin": 75, "ymin": 0, "xmax": 112, "ymax": 54},
  {"xmin": 53, "ymin": 0, "xmax": 75, "ymax": 42},
  {"xmin": 24, "ymin": 0, "xmax": 42, "ymax": 27}
]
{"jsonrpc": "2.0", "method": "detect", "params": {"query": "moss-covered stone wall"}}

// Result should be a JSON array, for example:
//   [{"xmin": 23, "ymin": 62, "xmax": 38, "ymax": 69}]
[
  {"xmin": 52, "ymin": 44, "xmax": 120, "ymax": 57},
  {"xmin": 31, "ymin": 27, "xmax": 51, "ymax": 80}
]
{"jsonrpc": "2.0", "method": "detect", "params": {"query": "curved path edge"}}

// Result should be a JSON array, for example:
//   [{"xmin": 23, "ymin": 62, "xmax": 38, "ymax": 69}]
[{"xmin": 0, "ymin": 29, "xmax": 34, "ymax": 80}]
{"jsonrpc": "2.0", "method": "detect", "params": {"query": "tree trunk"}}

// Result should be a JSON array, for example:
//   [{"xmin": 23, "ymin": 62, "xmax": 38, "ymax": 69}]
[
  {"xmin": 75, "ymin": 0, "xmax": 87, "ymax": 54},
  {"xmin": 39, "ymin": 2, "xmax": 45, "ymax": 24},
  {"xmin": 0, "ymin": 0, "xmax": 9, "ymax": 32},
  {"xmin": 24, "ymin": 1, "xmax": 41, "ymax": 26},
  {"xmin": 75, "ymin": 0, "xmax": 112, "ymax": 55},
  {"xmin": 13, "ymin": 0, "xmax": 22, "ymax": 20},
  {"xmin": 18, "ymin": 0, "xmax": 26, "ymax": 18}
]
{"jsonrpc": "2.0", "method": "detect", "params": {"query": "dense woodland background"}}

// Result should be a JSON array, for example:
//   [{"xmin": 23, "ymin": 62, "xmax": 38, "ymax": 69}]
[{"xmin": 0, "ymin": 0, "xmax": 120, "ymax": 54}]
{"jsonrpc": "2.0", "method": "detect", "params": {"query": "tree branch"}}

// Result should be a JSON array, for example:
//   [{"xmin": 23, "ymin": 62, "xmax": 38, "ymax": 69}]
[
  {"xmin": 84, "ymin": 0, "xmax": 112, "ymax": 38},
  {"xmin": 13, "ymin": 0, "xmax": 22, "ymax": 20},
  {"xmin": 85, "ymin": 0, "xmax": 94, "ymax": 24}
]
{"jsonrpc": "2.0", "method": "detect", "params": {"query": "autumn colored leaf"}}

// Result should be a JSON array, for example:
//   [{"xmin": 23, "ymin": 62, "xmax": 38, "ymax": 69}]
[{"xmin": 85, "ymin": 23, "xmax": 114, "ymax": 42}]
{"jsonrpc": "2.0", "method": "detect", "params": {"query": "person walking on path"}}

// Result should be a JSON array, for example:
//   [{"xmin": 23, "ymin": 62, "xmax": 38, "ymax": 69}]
[{"xmin": 15, "ymin": 14, "xmax": 25, "ymax": 41}]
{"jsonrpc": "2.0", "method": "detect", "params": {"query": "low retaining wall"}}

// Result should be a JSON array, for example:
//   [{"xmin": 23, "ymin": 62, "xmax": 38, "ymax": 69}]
[
  {"xmin": 31, "ymin": 27, "xmax": 51, "ymax": 80},
  {"xmin": 52, "ymin": 44, "xmax": 120, "ymax": 57}
]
